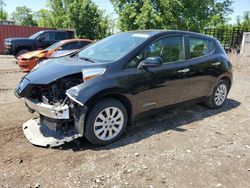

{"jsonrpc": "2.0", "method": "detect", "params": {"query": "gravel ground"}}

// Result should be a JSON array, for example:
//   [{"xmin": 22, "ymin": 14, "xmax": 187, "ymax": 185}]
[{"xmin": 0, "ymin": 55, "xmax": 249, "ymax": 188}]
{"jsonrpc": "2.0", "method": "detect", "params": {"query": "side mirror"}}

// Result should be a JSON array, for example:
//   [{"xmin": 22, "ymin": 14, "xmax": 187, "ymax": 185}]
[{"xmin": 138, "ymin": 56, "xmax": 163, "ymax": 69}]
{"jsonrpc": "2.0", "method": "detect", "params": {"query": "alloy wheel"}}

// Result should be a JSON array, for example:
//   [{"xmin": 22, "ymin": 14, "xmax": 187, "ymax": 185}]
[
  {"xmin": 93, "ymin": 107, "xmax": 124, "ymax": 141},
  {"xmin": 214, "ymin": 84, "xmax": 227, "ymax": 106}
]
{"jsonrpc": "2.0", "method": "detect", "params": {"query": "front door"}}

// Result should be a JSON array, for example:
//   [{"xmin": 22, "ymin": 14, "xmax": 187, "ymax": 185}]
[
  {"xmin": 127, "ymin": 35, "xmax": 190, "ymax": 113},
  {"xmin": 37, "ymin": 32, "xmax": 56, "ymax": 49}
]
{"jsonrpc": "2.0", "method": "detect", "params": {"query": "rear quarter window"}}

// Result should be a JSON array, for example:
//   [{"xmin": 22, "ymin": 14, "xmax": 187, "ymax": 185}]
[
  {"xmin": 188, "ymin": 37, "xmax": 215, "ymax": 59},
  {"xmin": 55, "ymin": 32, "xmax": 67, "ymax": 40}
]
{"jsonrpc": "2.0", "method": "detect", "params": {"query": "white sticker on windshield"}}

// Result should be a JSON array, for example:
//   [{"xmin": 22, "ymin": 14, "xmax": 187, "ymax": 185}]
[{"xmin": 132, "ymin": 33, "xmax": 150, "ymax": 38}]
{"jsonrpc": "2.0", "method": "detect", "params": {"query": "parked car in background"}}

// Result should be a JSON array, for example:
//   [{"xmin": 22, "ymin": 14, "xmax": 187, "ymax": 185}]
[
  {"xmin": 4, "ymin": 30, "xmax": 75, "ymax": 57},
  {"xmin": 17, "ymin": 39, "xmax": 93, "ymax": 72},
  {"xmin": 15, "ymin": 30, "xmax": 233, "ymax": 147}
]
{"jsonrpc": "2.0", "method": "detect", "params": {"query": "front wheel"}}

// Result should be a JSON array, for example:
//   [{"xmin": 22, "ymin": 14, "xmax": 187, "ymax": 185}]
[
  {"xmin": 206, "ymin": 79, "xmax": 229, "ymax": 109},
  {"xmin": 84, "ymin": 98, "xmax": 128, "ymax": 145}
]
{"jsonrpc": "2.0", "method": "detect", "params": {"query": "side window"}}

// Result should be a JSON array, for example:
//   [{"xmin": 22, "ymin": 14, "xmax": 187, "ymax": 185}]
[
  {"xmin": 127, "ymin": 36, "xmax": 184, "ymax": 69},
  {"xmin": 78, "ymin": 41, "xmax": 91, "ymax": 49},
  {"xmin": 55, "ymin": 32, "xmax": 67, "ymax": 40},
  {"xmin": 61, "ymin": 42, "xmax": 78, "ymax": 50},
  {"xmin": 39, "ymin": 32, "xmax": 55, "ymax": 41},
  {"xmin": 188, "ymin": 37, "xmax": 214, "ymax": 59}
]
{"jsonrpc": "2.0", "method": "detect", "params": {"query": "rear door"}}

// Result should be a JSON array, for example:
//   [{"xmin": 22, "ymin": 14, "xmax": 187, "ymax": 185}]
[{"xmin": 185, "ymin": 36, "xmax": 220, "ymax": 100}]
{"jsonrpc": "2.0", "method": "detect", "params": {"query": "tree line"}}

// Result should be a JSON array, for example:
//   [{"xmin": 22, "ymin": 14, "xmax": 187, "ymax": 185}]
[{"xmin": 0, "ymin": 0, "xmax": 250, "ymax": 39}]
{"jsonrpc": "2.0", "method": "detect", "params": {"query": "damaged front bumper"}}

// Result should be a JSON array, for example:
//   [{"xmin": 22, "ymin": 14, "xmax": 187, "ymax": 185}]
[
  {"xmin": 23, "ymin": 99, "xmax": 86, "ymax": 147},
  {"xmin": 23, "ymin": 118, "xmax": 81, "ymax": 147}
]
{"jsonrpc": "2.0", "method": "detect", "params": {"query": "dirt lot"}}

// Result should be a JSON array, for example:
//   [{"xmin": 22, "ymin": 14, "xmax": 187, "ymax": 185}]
[{"xmin": 0, "ymin": 54, "xmax": 249, "ymax": 188}]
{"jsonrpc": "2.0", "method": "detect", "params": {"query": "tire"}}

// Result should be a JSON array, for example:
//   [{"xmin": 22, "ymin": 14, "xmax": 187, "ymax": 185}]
[
  {"xmin": 84, "ymin": 98, "xmax": 128, "ymax": 146},
  {"xmin": 206, "ymin": 79, "xmax": 229, "ymax": 109},
  {"xmin": 15, "ymin": 49, "xmax": 30, "ymax": 58}
]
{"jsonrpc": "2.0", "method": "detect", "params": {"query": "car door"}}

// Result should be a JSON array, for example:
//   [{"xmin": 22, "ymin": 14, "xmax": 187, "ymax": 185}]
[
  {"xmin": 126, "ymin": 35, "xmax": 190, "ymax": 113},
  {"xmin": 185, "ymin": 36, "xmax": 219, "ymax": 100},
  {"xmin": 37, "ymin": 32, "xmax": 56, "ymax": 49}
]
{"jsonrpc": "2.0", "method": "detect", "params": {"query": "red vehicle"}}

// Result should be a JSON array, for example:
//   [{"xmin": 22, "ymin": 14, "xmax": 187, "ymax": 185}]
[{"xmin": 17, "ymin": 39, "xmax": 93, "ymax": 72}]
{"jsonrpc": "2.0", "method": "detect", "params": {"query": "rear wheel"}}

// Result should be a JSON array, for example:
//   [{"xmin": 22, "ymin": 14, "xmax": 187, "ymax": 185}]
[
  {"xmin": 206, "ymin": 79, "xmax": 229, "ymax": 109},
  {"xmin": 84, "ymin": 98, "xmax": 128, "ymax": 145}
]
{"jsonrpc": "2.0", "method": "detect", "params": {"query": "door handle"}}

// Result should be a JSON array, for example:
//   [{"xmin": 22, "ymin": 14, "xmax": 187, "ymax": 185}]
[
  {"xmin": 212, "ymin": 62, "xmax": 221, "ymax": 66},
  {"xmin": 178, "ymin": 68, "xmax": 190, "ymax": 73}
]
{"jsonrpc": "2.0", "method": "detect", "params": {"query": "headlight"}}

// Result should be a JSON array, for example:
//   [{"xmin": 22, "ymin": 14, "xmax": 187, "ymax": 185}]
[
  {"xmin": 82, "ymin": 68, "xmax": 106, "ymax": 81},
  {"xmin": 4, "ymin": 41, "xmax": 11, "ymax": 46}
]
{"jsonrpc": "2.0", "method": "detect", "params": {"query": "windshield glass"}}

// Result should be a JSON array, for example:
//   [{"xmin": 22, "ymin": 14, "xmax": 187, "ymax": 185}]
[
  {"xmin": 78, "ymin": 32, "xmax": 150, "ymax": 62},
  {"xmin": 29, "ymin": 31, "xmax": 44, "ymax": 39},
  {"xmin": 45, "ymin": 41, "xmax": 63, "ymax": 51}
]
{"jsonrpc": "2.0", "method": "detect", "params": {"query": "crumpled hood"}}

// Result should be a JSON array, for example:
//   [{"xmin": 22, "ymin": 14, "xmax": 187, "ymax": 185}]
[
  {"xmin": 18, "ymin": 50, "xmax": 45, "ymax": 59},
  {"xmin": 25, "ymin": 57, "xmax": 100, "ymax": 84}
]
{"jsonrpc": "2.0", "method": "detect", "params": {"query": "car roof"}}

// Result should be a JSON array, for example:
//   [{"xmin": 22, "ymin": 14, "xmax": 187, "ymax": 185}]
[
  {"xmin": 125, "ymin": 30, "xmax": 216, "ymax": 40},
  {"xmin": 59, "ymin": 38, "xmax": 93, "ymax": 44}
]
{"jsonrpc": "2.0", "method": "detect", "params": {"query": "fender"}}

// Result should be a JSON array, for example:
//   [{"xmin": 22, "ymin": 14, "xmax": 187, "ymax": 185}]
[
  {"xmin": 208, "ymin": 71, "xmax": 233, "ymax": 96},
  {"xmin": 66, "ymin": 76, "xmax": 138, "ymax": 118}
]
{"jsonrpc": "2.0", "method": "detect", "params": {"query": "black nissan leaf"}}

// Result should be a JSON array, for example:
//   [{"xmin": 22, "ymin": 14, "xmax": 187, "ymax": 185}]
[{"xmin": 15, "ymin": 30, "xmax": 233, "ymax": 147}]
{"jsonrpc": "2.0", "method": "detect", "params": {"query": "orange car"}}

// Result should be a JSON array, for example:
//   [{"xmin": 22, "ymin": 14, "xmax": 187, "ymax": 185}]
[{"xmin": 17, "ymin": 39, "xmax": 93, "ymax": 72}]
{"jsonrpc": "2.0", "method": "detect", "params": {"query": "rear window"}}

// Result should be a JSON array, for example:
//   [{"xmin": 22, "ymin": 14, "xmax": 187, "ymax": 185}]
[
  {"xmin": 78, "ymin": 41, "xmax": 91, "ymax": 49},
  {"xmin": 61, "ymin": 42, "xmax": 78, "ymax": 50},
  {"xmin": 55, "ymin": 32, "xmax": 67, "ymax": 40},
  {"xmin": 188, "ymin": 37, "xmax": 215, "ymax": 59}
]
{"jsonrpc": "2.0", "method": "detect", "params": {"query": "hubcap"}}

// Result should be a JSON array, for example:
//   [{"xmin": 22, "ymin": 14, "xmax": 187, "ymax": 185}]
[
  {"xmin": 94, "ymin": 107, "xmax": 124, "ymax": 141},
  {"xmin": 214, "ymin": 84, "xmax": 227, "ymax": 106}
]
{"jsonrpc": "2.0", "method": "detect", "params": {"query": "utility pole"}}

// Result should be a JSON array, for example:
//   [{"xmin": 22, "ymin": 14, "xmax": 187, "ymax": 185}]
[{"xmin": 0, "ymin": 0, "xmax": 6, "ymax": 19}]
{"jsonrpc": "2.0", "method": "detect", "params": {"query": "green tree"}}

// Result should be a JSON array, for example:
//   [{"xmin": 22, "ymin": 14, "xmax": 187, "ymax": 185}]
[
  {"xmin": 35, "ymin": 9, "xmax": 54, "ymax": 27},
  {"xmin": 46, "ymin": 0, "xmax": 70, "ymax": 28},
  {"xmin": 0, "ymin": 0, "xmax": 7, "ymax": 20},
  {"xmin": 242, "ymin": 11, "xmax": 250, "ymax": 27},
  {"xmin": 11, "ymin": 6, "xmax": 37, "ymax": 26},
  {"xmin": 111, "ymin": 0, "xmax": 233, "ymax": 32},
  {"xmin": 67, "ymin": 0, "xmax": 110, "ymax": 39},
  {"xmin": 0, "ymin": 10, "xmax": 7, "ymax": 20}
]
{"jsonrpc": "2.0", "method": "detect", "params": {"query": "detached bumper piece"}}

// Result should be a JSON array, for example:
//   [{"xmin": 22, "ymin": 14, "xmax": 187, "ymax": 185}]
[
  {"xmin": 23, "ymin": 99, "xmax": 83, "ymax": 147},
  {"xmin": 23, "ymin": 118, "xmax": 81, "ymax": 147}
]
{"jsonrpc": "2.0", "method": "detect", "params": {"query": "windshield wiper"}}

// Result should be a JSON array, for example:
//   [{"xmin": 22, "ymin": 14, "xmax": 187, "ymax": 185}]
[{"xmin": 79, "ymin": 56, "xmax": 95, "ymax": 63}]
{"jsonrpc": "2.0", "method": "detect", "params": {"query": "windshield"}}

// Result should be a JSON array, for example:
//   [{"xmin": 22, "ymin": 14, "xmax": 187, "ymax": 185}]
[
  {"xmin": 78, "ymin": 32, "xmax": 150, "ymax": 62},
  {"xmin": 29, "ymin": 31, "xmax": 44, "ymax": 39},
  {"xmin": 45, "ymin": 41, "xmax": 63, "ymax": 51}
]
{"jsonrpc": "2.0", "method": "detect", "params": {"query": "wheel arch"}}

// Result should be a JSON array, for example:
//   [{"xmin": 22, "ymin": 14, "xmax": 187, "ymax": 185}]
[
  {"xmin": 209, "ymin": 72, "xmax": 233, "ymax": 95},
  {"xmin": 84, "ymin": 91, "xmax": 134, "ymax": 127}
]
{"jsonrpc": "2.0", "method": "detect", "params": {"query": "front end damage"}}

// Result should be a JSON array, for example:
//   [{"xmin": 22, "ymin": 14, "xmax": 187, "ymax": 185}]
[{"xmin": 16, "ymin": 73, "xmax": 87, "ymax": 147}]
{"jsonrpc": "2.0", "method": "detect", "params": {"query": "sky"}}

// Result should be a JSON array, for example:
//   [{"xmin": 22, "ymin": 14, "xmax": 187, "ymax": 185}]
[{"xmin": 2, "ymin": 0, "xmax": 250, "ymax": 24}]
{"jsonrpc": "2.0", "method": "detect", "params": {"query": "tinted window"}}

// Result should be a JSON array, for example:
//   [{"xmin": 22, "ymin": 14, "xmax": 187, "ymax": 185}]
[
  {"xmin": 61, "ymin": 42, "xmax": 78, "ymax": 50},
  {"xmin": 78, "ymin": 41, "xmax": 91, "ymax": 49},
  {"xmin": 188, "ymin": 37, "xmax": 214, "ymax": 59},
  {"xmin": 39, "ymin": 32, "xmax": 55, "ymax": 41},
  {"xmin": 127, "ymin": 36, "xmax": 184, "ymax": 69},
  {"xmin": 45, "ymin": 41, "xmax": 63, "ymax": 51},
  {"xmin": 55, "ymin": 32, "xmax": 67, "ymax": 40}
]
